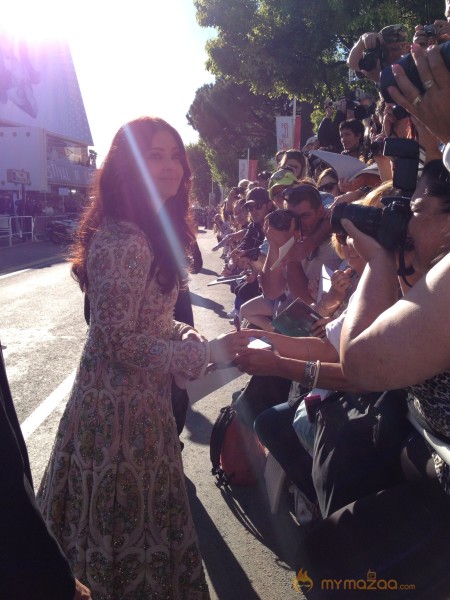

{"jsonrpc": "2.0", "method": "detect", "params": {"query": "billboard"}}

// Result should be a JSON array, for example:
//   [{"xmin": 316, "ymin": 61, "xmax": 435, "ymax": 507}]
[{"xmin": 0, "ymin": 31, "xmax": 93, "ymax": 145}]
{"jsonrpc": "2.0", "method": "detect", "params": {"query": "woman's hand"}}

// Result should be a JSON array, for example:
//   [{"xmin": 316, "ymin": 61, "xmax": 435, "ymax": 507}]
[
  {"xmin": 310, "ymin": 316, "xmax": 330, "ymax": 339},
  {"xmin": 331, "ymin": 267, "xmax": 353, "ymax": 294},
  {"xmin": 181, "ymin": 328, "xmax": 206, "ymax": 343},
  {"xmin": 209, "ymin": 331, "xmax": 252, "ymax": 364},
  {"xmin": 387, "ymin": 44, "xmax": 450, "ymax": 144},
  {"xmin": 73, "ymin": 579, "xmax": 92, "ymax": 600},
  {"xmin": 235, "ymin": 347, "xmax": 281, "ymax": 376}
]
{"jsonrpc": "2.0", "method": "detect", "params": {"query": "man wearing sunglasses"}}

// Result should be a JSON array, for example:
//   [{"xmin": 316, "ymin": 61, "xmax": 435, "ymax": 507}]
[{"xmin": 261, "ymin": 184, "xmax": 341, "ymax": 308}]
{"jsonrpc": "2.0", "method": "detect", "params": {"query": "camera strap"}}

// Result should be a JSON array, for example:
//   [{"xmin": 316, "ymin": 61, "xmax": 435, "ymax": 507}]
[{"xmin": 397, "ymin": 234, "xmax": 415, "ymax": 287}]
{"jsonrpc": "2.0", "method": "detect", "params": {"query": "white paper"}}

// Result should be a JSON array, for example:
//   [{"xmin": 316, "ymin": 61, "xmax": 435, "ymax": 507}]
[
  {"xmin": 309, "ymin": 149, "xmax": 379, "ymax": 182},
  {"xmin": 270, "ymin": 236, "xmax": 295, "ymax": 271},
  {"xmin": 186, "ymin": 365, "xmax": 244, "ymax": 403}
]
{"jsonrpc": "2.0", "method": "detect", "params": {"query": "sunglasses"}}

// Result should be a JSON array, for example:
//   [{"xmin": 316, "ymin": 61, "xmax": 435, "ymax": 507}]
[
  {"xmin": 282, "ymin": 184, "xmax": 320, "ymax": 205},
  {"xmin": 247, "ymin": 202, "xmax": 266, "ymax": 211},
  {"xmin": 319, "ymin": 182, "xmax": 338, "ymax": 193}
]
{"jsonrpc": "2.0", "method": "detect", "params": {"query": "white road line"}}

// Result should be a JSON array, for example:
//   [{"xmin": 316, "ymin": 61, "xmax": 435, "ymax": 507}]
[
  {"xmin": 0, "ymin": 269, "xmax": 31, "ymax": 280},
  {"xmin": 21, "ymin": 370, "xmax": 76, "ymax": 440}
]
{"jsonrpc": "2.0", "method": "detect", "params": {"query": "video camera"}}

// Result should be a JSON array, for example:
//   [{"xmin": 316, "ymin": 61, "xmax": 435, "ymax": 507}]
[{"xmin": 331, "ymin": 138, "xmax": 420, "ymax": 251}]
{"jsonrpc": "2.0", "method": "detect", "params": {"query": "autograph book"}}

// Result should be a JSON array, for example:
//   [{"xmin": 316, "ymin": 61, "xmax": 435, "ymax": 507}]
[{"xmin": 271, "ymin": 297, "xmax": 321, "ymax": 337}]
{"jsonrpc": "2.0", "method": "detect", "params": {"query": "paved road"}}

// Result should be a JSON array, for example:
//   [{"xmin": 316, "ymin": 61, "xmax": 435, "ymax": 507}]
[{"xmin": 1, "ymin": 231, "xmax": 305, "ymax": 600}]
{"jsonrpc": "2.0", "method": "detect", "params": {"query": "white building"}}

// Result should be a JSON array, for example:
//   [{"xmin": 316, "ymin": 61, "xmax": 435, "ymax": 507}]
[{"xmin": 0, "ymin": 33, "xmax": 94, "ymax": 215}]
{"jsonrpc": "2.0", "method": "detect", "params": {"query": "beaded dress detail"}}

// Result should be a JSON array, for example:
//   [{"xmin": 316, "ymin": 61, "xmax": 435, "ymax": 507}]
[{"xmin": 38, "ymin": 219, "xmax": 210, "ymax": 600}]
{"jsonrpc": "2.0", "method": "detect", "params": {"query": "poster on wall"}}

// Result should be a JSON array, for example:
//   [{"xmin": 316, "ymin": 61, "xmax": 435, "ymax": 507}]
[{"xmin": 0, "ymin": 31, "xmax": 93, "ymax": 145}]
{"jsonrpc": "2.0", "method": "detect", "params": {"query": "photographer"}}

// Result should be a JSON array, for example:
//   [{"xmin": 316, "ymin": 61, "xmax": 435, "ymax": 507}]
[
  {"xmin": 347, "ymin": 24, "xmax": 409, "ymax": 83},
  {"xmin": 295, "ymin": 158, "xmax": 450, "ymax": 598},
  {"xmin": 413, "ymin": 0, "xmax": 450, "ymax": 47},
  {"xmin": 385, "ymin": 42, "xmax": 450, "ymax": 152}
]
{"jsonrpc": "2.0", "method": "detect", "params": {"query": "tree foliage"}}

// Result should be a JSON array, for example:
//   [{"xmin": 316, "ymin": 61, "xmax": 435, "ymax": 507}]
[
  {"xmin": 186, "ymin": 142, "xmax": 212, "ymax": 206},
  {"xmin": 191, "ymin": 0, "xmax": 443, "ymax": 183},
  {"xmin": 187, "ymin": 79, "xmax": 292, "ymax": 185},
  {"xmin": 194, "ymin": 0, "xmax": 443, "ymax": 103}
]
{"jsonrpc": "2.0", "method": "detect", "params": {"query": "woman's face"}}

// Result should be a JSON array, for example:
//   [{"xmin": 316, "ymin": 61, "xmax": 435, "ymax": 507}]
[
  {"xmin": 145, "ymin": 130, "xmax": 184, "ymax": 202},
  {"xmin": 343, "ymin": 237, "xmax": 366, "ymax": 275},
  {"xmin": 282, "ymin": 158, "xmax": 304, "ymax": 177},
  {"xmin": 408, "ymin": 177, "xmax": 450, "ymax": 273}
]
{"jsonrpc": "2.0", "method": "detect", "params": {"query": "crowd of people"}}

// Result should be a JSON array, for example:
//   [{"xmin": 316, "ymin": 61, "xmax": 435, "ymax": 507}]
[{"xmin": 1, "ymin": 3, "xmax": 450, "ymax": 599}]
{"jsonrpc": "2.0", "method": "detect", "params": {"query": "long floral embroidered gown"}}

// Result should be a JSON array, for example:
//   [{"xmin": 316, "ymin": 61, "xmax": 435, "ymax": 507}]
[{"xmin": 38, "ymin": 218, "xmax": 211, "ymax": 600}]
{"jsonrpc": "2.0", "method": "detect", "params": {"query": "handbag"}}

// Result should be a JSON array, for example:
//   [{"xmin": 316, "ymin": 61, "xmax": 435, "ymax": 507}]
[
  {"xmin": 210, "ymin": 405, "xmax": 266, "ymax": 487},
  {"xmin": 311, "ymin": 389, "xmax": 408, "ymax": 517}
]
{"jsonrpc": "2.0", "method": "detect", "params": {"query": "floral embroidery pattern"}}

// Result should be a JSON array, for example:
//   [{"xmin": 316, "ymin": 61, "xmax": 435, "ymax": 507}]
[{"xmin": 38, "ymin": 218, "xmax": 210, "ymax": 600}]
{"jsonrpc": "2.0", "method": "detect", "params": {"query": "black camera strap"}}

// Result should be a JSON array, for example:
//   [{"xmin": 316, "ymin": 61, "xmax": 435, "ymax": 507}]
[{"xmin": 397, "ymin": 232, "xmax": 415, "ymax": 287}]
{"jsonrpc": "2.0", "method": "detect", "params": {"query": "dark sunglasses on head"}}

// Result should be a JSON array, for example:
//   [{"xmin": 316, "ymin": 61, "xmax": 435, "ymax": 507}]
[
  {"xmin": 319, "ymin": 181, "xmax": 338, "ymax": 193},
  {"xmin": 282, "ymin": 184, "xmax": 320, "ymax": 205},
  {"xmin": 246, "ymin": 202, "xmax": 266, "ymax": 211}
]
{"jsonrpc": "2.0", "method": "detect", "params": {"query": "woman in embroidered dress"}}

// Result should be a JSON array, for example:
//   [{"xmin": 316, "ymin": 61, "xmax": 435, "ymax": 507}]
[{"xmin": 37, "ymin": 117, "xmax": 246, "ymax": 600}]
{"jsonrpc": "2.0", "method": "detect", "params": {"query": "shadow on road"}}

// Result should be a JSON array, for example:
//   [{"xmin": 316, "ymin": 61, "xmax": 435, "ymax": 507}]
[
  {"xmin": 186, "ymin": 476, "xmax": 302, "ymax": 598},
  {"xmin": 189, "ymin": 291, "xmax": 227, "ymax": 318},
  {"xmin": 186, "ymin": 477, "xmax": 265, "ymax": 600}
]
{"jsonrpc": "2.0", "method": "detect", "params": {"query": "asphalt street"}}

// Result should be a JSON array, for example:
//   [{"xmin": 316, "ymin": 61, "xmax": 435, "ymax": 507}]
[{"xmin": 0, "ymin": 230, "xmax": 305, "ymax": 600}]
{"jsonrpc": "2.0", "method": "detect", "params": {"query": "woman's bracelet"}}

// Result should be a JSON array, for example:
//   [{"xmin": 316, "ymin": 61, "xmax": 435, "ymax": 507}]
[
  {"xmin": 312, "ymin": 360, "xmax": 321, "ymax": 389},
  {"xmin": 303, "ymin": 360, "xmax": 321, "ymax": 389}
]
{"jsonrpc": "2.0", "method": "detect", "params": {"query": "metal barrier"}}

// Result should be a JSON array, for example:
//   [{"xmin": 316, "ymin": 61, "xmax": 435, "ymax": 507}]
[
  {"xmin": 0, "ymin": 216, "xmax": 33, "ymax": 246},
  {"xmin": 0, "ymin": 214, "xmax": 79, "ymax": 247},
  {"xmin": 0, "ymin": 216, "xmax": 12, "ymax": 246}
]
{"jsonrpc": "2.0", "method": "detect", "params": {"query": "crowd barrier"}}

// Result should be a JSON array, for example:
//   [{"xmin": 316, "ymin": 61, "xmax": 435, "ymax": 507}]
[{"xmin": 0, "ymin": 214, "xmax": 79, "ymax": 247}]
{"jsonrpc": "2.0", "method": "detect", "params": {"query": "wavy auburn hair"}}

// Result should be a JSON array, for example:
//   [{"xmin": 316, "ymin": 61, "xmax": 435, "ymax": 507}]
[{"xmin": 71, "ymin": 117, "xmax": 195, "ymax": 293}]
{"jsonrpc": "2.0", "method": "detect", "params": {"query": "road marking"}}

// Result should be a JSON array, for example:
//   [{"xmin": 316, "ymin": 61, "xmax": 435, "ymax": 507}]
[
  {"xmin": 21, "ymin": 370, "xmax": 76, "ymax": 440},
  {"xmin": 0, "ymin": 269, "xmax": 31, "ymax": 280}
]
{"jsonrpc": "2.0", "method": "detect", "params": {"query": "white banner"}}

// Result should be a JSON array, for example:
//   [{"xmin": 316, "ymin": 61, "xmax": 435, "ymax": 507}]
[
  {"xmin": 276, "ymin": 116, "xmax": 294, "ymax": 151},
  {"xmin": 238, "ymin": 159, "xmax": 249, "ymax": 181}
]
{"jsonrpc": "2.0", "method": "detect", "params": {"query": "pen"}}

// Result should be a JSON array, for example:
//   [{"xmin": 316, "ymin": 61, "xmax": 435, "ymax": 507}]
[{"xmin": 233, "ymin": 314, "xmax": 241, "ymax": 331}]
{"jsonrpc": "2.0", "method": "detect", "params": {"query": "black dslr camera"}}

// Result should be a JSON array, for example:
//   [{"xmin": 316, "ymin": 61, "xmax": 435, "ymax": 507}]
[
  {"xmin": 268, "ymin": 209, "xmax": 301, "ymax": 232},
  {"xmin": 358, "ymin": 40, "xmax": 387, "ymax": 72},
  {"xmin": 331, "ymin": 138, "xmax": 420, "ymax": 250},
  {"xmin": 380, "ymin": 41, "xmax": 450, "ymax": 103},
  {"xmin": 423, "ymin": 24, "xmax": 437, "ymax": 37}
]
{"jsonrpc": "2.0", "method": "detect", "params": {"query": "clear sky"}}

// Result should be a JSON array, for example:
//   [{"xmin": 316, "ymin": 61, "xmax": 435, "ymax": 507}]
[{"xmin": 5, "ymin": 0, "xmax": 215, "ymax": 162}]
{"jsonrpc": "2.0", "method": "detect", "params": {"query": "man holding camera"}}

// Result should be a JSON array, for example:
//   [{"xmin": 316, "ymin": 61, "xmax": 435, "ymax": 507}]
[
  {"xmin": 261, "ymin": 185, "xmax": 340, "ymax": 308},
  {"xmin": 413, "ymin": 0, "xmax": 450, "ymax": 46},
  {"xmin": 347, "ymin": 24, "xmax": 410, "ymax": 82}
]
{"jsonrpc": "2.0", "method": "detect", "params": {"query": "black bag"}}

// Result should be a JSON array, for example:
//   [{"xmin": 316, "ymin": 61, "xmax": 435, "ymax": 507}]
[
  {"xmin": 312, "ymin": 390, "xmax": 408, "ymax": 517},
  {"xmin": 210, "ymin": 405, "xmax": 266, "ymax": 487}
]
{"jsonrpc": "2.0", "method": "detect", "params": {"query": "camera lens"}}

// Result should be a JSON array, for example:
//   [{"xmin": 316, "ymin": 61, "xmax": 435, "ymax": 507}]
[
  {"xmin": 330, "ymin": 203, "xmax": 383, "ymax": 238},
  {"xmin": 268, "ymin": 209, "xmax": 299, "ymax": 231},
  {"xmin": 380, "ymin": 41, "xmax": 450, "ymax": 104}
]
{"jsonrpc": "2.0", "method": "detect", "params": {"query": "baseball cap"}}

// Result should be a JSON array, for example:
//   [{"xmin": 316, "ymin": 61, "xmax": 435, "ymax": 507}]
[
  {"xmin": 380, "ymin": 24, "xmax": 408, "ymax": 44},
  {"xmin": 243, "ymin": 186, "xmax": 270, "ymax": 208},
  {"xmin": 303, "ymin": 135, "xmax": 318, "ymax": 150},
  {"xmin": 268, "ymin": 169, "xmax": 299, "ymax": 200}
]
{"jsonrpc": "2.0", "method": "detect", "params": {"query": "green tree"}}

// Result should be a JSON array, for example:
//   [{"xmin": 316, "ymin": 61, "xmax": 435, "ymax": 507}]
[
  {"xmin": 187, "ymin": 78, "xmax": 293, "ymax": 185},
  {"xmin": 194, "ymin": 0, "xmax": 443, "ymax": 104},
  {"xmin": 186, "ymin": 142, "xmax": 212, "ymax": 206}
]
